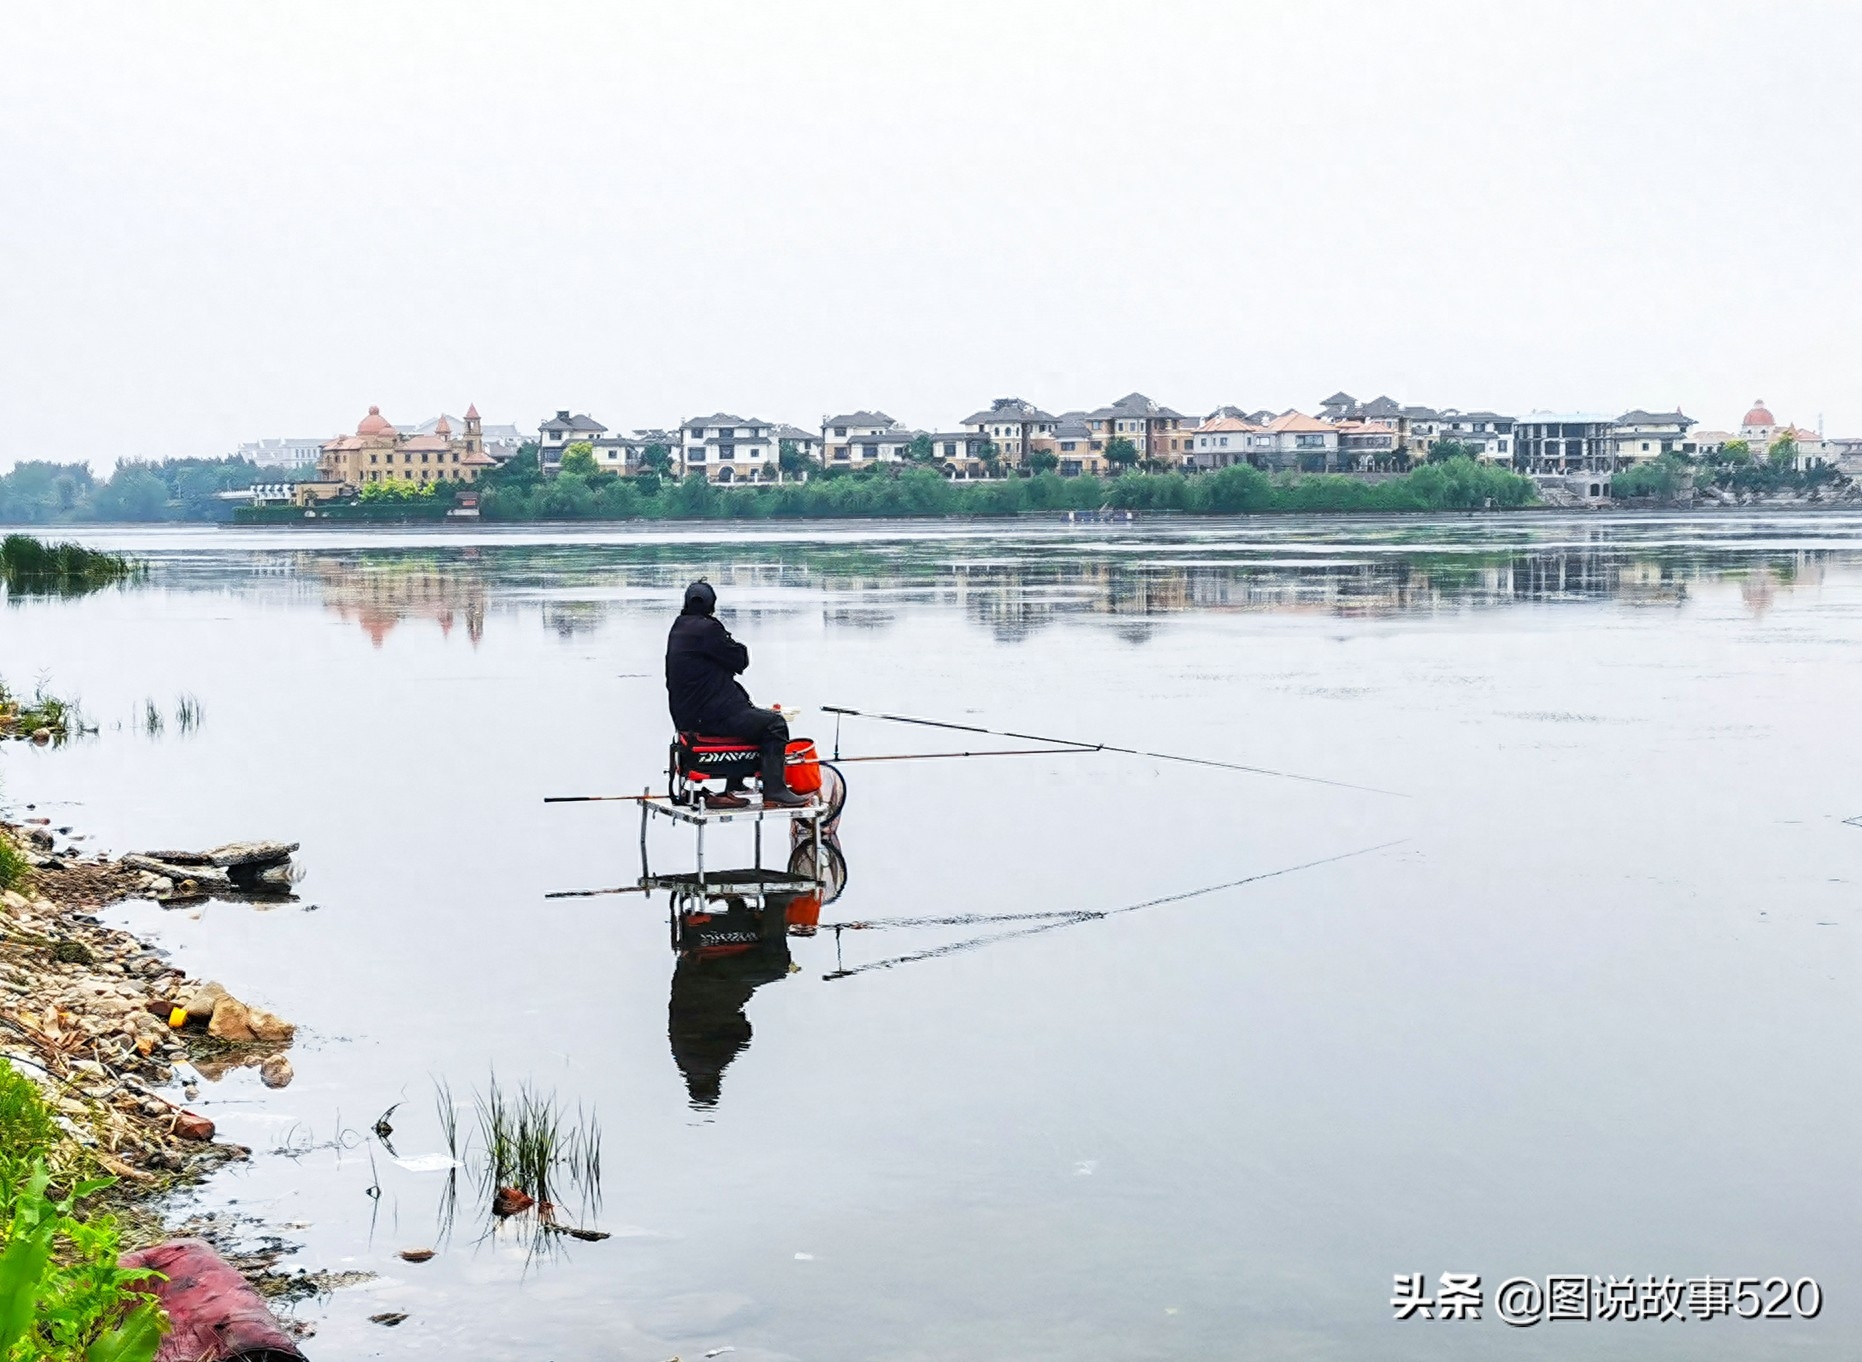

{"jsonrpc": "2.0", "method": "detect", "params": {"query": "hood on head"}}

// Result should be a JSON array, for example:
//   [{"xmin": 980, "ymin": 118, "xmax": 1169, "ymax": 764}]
[{"xmin": 682, "ymin": 580, "xmax": 717, "ymax": 616}]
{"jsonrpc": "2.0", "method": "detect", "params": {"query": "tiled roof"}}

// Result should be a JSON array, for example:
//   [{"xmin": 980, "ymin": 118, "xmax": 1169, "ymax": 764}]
[
  {"xmin": 1615, "ymin": 410, "xmax": 1693, "ymax": 425},
  {"xmin": 541, "ymin": 411, "xmax": 608, "ymax": 434},
  {"xmin": 962, "ymin": 398, "xmax": 1055, "ymax": 424},
  {"xmin": 1267, "ymin": 411, "xmax": 1334, "ymax": 434},
  {"xmin": 823, "ymin": 411, "xmax": 897, "ymax": 428}
]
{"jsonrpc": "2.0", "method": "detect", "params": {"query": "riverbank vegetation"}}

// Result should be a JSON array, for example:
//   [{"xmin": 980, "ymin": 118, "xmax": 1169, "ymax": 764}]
[
  {"xmin": 1, "ymin": 536, "xmax": 138, "ymax": 596},
  {"xmin": 1615, "ymin": 439, "xmax": 1848, "ymax": 501},
  {"xmin": 475, "ymin": 454, "xmax": 1537, "ymax": 521},
  {"xmin": 0, "ymin": 1068, "xmax": 165, "ymax": 1360}
]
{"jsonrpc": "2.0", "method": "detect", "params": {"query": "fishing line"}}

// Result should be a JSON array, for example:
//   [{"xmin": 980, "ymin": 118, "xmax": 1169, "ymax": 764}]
[
  {"xmin": 820, "ymin": 837, "xmax": 1408, "ymax": 980},
  {"xmin": 822, "ymin": 705, "xmax": 1408, "ymax": 798}
]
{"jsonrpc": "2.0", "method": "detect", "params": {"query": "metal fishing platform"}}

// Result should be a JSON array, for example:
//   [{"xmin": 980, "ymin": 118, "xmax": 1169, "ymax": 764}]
[{"xmin": 637, "ymin": 791, "xmax": 836, "ymax": 886}]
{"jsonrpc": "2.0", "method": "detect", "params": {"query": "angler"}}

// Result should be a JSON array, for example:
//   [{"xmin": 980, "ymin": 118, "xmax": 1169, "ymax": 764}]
[{"xmin": 665, "ymin": 580, "xmax": 809, "ymax": 809}]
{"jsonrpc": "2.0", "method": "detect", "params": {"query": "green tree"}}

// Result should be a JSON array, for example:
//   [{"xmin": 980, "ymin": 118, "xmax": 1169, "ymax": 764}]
[
  {"xmin": 1104, "ymin": 436, "xmax": 1140, "ymax": 470},
  {"xmin": 777, "ymin": 439, "xmax": 818, "ymax": 481},
  {"xmin": 1025, "ymin": 450, "xmax": 1059, "ymax": 475},
  {"xmin": 1767, "ymin": 436, "xmax": 1798, "ymax": 469},
  {"xmin": 640, "ymin": 442, "xmax": 674, "ymax": 476},
  {"xmin": 1427, "ymin": 439, "xmax": 1481, "ymax": 464},
  {"xmin": 975, "ymin": 441, "xmax": 1003, "ymax": 478},
  {"xmin": 91, "ymin": 466, "xmax": 169, "ymax": 521},
  {"xmin": 560, "ymin": 441, "xmax": 598, "ymax": 476},
  {"xmin": 906, "ymin": 433, "xmax": 936, "ymax": 465}
]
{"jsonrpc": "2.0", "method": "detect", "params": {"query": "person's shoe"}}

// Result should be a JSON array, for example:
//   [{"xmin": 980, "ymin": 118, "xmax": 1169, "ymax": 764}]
[
  {"xmin": 761, "ymin": 786, "xmax": 810, "ymax": 809},
  {"xmin": 704, "ymin": 791, "xmax": 750, "ymax": 810}
]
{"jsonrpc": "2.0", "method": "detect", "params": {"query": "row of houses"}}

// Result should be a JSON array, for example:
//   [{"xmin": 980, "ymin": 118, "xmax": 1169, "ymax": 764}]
[
  {"xmin": 534, "ymin": 392, "xmax": 1850, "ymax": 485},
  {"xmin": 249, "ymin": 392, "xmax": 1856, "ymax": 493}
]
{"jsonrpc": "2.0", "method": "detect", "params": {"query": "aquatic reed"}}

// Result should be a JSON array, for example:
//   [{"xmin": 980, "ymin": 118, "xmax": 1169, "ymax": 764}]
[{"xmin": 0, "ymin": 534, "xmax": 138, "ymax": 596}]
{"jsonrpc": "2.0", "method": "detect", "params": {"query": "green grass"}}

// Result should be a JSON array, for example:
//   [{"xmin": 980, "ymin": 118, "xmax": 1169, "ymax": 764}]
[
  {"xmin": 448, "ymin": 1075, "xmax": 602, "ymax": 1225},
  {"xmin": 0, "ymin": 836, "xmax": 25, "ymax": 893},
  {"xmin": 0, "ymin": 1066, "xmax": 165, "ymax": 1360},
  {"xmin": 0, "ymin": 535, "xmax": 138, "ymax": 596},
  {"xmin": 0, "ymin": 678, "xmax": 86, "ymax": 743}
]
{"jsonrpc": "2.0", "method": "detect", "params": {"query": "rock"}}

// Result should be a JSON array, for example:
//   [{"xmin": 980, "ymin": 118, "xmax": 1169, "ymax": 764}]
[
  {"xmin": 491, "ymin": 1186, "xmax": 534, "ymax": 1217},
  {"xmin": 30, "ymin": 728, "xmax": 51, "ymax": 745},
  {"xmin": 123, "ymin": 855, "xmax": 231, "ymax": 891},
  {"xmin": 369, "ymin": 1313, "xmax": 408, "ymax": 1327},
  {"xmin": 398, "ymin": 1248, "xmax": 435, "ymax": 1263},
  {"xmin": 24, "ymin": 827, "xmax": 53, "ymax": 849},
  {"xmin": 202, "ymin": 841, "xmax": 299, "ymax": 868},
  {"xmin": 173, "ymin": 1110, "xmax": 215, "ymax": 1141},
  {"xmin": 1, "ymin": 890, "xmax": 27, "ymax": 911},
  {"xmin": 206, "ymin": 995, "xmax": 296, "ymax": 1044},
  {"xmin": 259, "ymin": 1055, "xmax": 294, "ymax": 1089},
  {"xmin": 183, "ymin": 982, "xmax": 228, "ymax": 1023},
  {"xmin": 147, "ymin": 875, "xmax": 173, "ymax": 898},
  {"xmin": 51, "ymin": 940, "xmax": 94, "ymax": 965}
]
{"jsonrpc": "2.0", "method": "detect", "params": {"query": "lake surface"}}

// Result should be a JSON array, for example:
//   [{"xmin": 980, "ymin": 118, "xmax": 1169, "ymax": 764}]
[{"xmin": 3, "ymin": 513, "xmax": 1858, "ymax": 1359}]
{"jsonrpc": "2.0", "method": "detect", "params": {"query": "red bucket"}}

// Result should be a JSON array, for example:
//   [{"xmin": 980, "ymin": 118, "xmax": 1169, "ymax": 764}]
[
  {"xmin": 785, "ymin": 891, "xmax": 822, "ymax": 935},
  {"xmin": 784, "ymin": 739, "xmax": 822, "ymax": 794}
]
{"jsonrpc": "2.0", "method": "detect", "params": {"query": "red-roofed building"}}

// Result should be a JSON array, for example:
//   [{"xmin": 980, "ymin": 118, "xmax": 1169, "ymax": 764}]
[{"xmin": 316, "ymin": 405, "xmax": 497, "ymax": 490}]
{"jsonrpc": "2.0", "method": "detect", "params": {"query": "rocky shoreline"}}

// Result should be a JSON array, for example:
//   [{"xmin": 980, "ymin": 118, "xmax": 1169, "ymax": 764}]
[{"xmin": 0, "ymin": 819, "xmax": 303, "ymax": 1246}]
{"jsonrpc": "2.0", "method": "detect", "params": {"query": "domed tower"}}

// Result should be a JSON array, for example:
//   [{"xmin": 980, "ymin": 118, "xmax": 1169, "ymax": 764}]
[
  {"xmin": 463, "ymin": 402, "xmax": 483, "ymax": 457},
  {"xmin": 1740, "ymin": 399, "xmax": 1777, "ymax": 441}
]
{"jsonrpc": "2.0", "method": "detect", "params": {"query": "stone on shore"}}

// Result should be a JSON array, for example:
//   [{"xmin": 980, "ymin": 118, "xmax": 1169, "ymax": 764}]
[
  {"xmin": 259, "ymin": 1055, "xmax": 294, "ymax": 1088},
  {"xmin": 207, "ymin": 994, "xmax": 296, "ymax": 1044},
  {"xmin": 183, "ymin": 981, "xmax": 229, "ymax": 1023}
]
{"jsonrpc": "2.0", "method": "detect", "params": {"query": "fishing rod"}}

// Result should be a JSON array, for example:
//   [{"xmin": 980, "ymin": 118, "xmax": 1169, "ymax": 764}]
[
  {"xmin": 831, "ymin": 747, "xmax": 1091, "ymax": 765},
  {"xmin": 545, "ymin": 746, "xmax": 1085, "ymax": 804},
  {"xmin": 822, "ymin": 705, "xmax": 1407, "ymax": 798},
  {"xmin": 544, "ymin": 794, "xmax": 654, "ymax": 804},
  {"xmin": 820, "ymin": 838, "xmax": 1409, "ymax": 980}
]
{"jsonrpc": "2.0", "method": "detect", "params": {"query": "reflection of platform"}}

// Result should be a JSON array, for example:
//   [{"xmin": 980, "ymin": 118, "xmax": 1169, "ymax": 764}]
[{"xmin": 643, "ymin": 869, "xmax": 819, "ymax": 894}]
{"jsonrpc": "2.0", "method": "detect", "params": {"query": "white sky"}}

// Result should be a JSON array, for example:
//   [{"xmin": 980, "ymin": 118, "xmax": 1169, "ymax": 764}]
[{"xmin": 3, "ymin": 0, "xmax": 1859, "ymax": 467}]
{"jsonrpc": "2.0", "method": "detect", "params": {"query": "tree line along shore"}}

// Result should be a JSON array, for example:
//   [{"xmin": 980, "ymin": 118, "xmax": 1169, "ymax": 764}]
[{"xmin": 3, "ymin": 440, "xmax": 1853, "ymax": 527}]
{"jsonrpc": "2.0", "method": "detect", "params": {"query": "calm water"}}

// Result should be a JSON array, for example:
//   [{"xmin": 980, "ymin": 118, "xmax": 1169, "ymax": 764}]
[{"xmin": 3, "ymin": 514, "xmax": 1859, "ymax": 1360}]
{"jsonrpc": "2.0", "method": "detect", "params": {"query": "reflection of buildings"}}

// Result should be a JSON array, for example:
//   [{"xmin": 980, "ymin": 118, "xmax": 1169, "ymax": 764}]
[
  {"xmin": 541, "ymin": 601, "xmax": 612, "ymax": 638},
  {"xmin": 308, "ymin": 555, "xmax": 488, "ymax": 647}
]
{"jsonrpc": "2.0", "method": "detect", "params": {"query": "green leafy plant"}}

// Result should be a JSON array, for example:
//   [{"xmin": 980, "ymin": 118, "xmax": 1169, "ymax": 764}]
[
  {"xmin": 0, "ymin": 836, "xmax": 25, "ymax": 894},
  {"xmin": 0, "ymin": 1160, "xmax": 165, "ymax": 1361}
]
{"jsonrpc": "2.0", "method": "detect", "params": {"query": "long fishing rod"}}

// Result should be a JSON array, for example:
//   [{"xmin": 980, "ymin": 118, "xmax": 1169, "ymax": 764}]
[
  {"xmin": 822, "ymin": 705, "xmax": 1407, "ymax": 798},
  {"xmin": 832, "ymin": 747, "xmax": 1091, "ymax": 765},
  {"xmin": 820, "ymin": 838, "xmax": 1408, "ymax": 980},
  {"xmin": 544, "ymin": 747, "xmax": 1084, "ymax": 804}
]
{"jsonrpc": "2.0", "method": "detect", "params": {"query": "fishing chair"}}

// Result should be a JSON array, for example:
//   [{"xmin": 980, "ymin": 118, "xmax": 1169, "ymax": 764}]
[{"xmin": 668, "ymin": 731, "xmax": 763, "ymax": 805}]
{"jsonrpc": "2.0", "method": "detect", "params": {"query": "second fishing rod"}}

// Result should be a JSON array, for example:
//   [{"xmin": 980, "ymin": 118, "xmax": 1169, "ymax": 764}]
[{"xmin": 822, "ymin": 704, "xmax": 1408, "ymax": 798}]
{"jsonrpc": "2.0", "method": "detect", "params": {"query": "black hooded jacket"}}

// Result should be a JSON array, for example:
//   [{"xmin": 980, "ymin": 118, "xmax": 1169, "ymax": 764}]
[{"xmin": 666, "ymin": 588, "xmax": 753, "ymax": 731}]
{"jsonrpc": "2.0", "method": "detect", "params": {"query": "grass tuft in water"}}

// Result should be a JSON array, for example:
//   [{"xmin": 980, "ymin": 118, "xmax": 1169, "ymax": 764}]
[
  {"xmin": 467, "ymin": 1074, "xmax": 602, "ymax": 1221},
  {"xmin": 0, "ymin": 676, "xmax": 87, "ymax": 743},
  {"xmin": 173, "ymin": 693, "xmax": 204, "ymax": 733},
  {"xmin": 0, "ymin": 534, "xmax": 138, "ymax": 597}
]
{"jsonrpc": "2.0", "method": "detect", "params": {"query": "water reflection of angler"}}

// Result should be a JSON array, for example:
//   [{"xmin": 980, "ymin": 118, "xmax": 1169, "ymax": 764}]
[
  {"xmin": 666, "ymin": 833, "xmax": 847, "ymax": 1108},
  {"xmin": 667, "ymin": 890, "xmax": 799, "ymax": 1108}
]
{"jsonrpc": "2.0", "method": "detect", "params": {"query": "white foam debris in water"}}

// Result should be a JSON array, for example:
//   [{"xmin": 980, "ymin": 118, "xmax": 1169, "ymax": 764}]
[
  {"xmin": 793, "ymin": 1252, "xmax": 814, "ymax": 1261},
  {"xmin": 393, "ymin": 1153, "xmax": 463, "ymax": 1173}
]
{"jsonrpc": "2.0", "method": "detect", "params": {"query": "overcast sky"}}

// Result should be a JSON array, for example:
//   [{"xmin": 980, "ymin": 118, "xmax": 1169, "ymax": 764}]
[{"xmin": 2, "ymin": 0, "xmax": 1859, "ymax": 467}]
